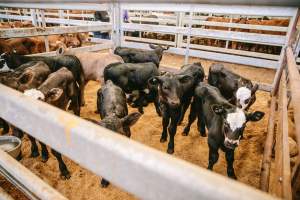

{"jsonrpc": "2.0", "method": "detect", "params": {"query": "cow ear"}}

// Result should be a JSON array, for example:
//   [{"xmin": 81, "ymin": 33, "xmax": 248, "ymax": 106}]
[
  {"xmin": 246, "ymin": 111, "xmax": 264, "ymax": 122},
  {"xmin": 211, "ymin": 104, "xmax": 225, "ymax": 115},
  {"xmin": 148, "ymin": 76, "xmax": 162, "ymax": 86},
  {"xmin": 251, "ymin": 84, "xmax": 259, "ymax": 95},
  {"xmin": 46, "ymin": 88, "xmax": 63, "ymax": 104},
  {"xmin": 178, "ymin": 75, "xmax": 192, "ymax": 84},
  {"xmin": 121, "ymin": 112, "xmax": 142, "ymax": 128},
  {"xmin": 18, "ymin": 72, "xmax": 32, "ymax": 84},
  {"xmin": 149, "ymin": 44, "xmax": 157, "ymax": 49}
]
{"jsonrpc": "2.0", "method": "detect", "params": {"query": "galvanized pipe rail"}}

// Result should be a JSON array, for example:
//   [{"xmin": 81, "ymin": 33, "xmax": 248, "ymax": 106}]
[
  {"xmin": 0, "ymin": 148, "xmax": 67, "ymax": 200},
  {"xmin": 0, "ymin": 84, "xmax": 277, "ymax": 200}
]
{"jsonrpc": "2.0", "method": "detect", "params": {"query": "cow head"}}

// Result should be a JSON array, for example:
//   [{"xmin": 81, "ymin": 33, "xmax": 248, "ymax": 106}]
[
  {"xmin": 98, "ymin": 112, "xmax": 141, "ymax": 137},
  {"xmin": 212, "ymin": 104, "xmax": 264, "ymax": 149},
  {"xmin": 149, "ymin": 73, "xmax": 193, "ymax": 108},
  {"xmin": 0, "ymin": 51, "xmax": 20, "ymax": 70},
  {"xmin": 45, "ymin": 88, "xmax": 68, "ymax": 108},
  {"xmin": 235, "ymin": 84, "xmax": 258, "ymax": 110},
  {"xmin": 149, "ymin": 44, "xmax": 169, "ymax": 61}
]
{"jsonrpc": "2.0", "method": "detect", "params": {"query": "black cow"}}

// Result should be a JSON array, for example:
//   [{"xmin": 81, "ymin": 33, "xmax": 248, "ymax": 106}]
[
  {"xmin": 114, "ymin": 44, "xmax": 169, "ymax": 67},
  {"xmin": 148, "ymin": 62, "xmax": 205, "ymax": 154},
  {"xmin": 0, "ymin": 52, "xmax": 85, "ymax": 106},
  {"xmin": 91, "ymin": 80, "xmax": 141, "ymax": 187},
  {"xmin": 24, "ymin": 67, "xmax": 80, "ymax": 179},
  {"xmin": 208, "ymin": 63, "xmax": 258, "ymax": 110},
  {"xmin": 183, "ymin": 82, "xmax": 264, "ymax": 178},
  {"xmin": 104, "ymin": 62, "xmax": 161, "ymax": 115}
]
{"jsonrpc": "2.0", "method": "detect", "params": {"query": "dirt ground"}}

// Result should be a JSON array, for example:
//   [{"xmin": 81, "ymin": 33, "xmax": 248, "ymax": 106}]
[{"xmin": 1, "ymin": 53, "xmax": 275, "ymax": 200}]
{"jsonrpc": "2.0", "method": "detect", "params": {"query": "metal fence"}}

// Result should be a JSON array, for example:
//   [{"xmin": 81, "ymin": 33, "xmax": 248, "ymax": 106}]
[{"xmin": 0, "ymin": 2, "xmax": 299, "ymax": 200}]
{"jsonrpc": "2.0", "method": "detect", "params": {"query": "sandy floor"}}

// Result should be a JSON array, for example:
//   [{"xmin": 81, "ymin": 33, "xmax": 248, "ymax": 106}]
[{"xmin": 1, "ymin": 53, "xmax": 275, "ymax": 200}]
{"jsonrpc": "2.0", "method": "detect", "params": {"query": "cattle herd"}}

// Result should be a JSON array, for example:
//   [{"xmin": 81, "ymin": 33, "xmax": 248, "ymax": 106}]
[{"xmin": 0, "ymin": 42, "xmax": 265, "ymax": 188}]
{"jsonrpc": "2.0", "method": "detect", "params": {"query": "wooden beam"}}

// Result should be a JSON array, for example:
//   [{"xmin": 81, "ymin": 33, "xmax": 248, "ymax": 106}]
[
  {"xmin": 0, "ymin": 24, "xmax": 112, "ymax": 38},
  {"xmin": 260, "ymin": 95, "xmax": 277, "ymax": 192},
  {"xmin": 280, "ymin": 71, "xmax": 292, "ymax": 200}
]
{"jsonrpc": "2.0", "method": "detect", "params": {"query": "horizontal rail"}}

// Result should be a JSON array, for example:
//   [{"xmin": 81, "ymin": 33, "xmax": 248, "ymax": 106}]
[
  {"xmin": 121, "ymin": 4, "xmax": 297, "ymax": 17},
  {"xmin": 0, "ymin": 3, "xmax": 110, "ymax": 11},
  {"xmin": 30, "ymin": 43, "xmax": 113, "ymax": 56},
  {"xmin": 0, "ymin": 84, "xmax": 277, "ymax": 200},
  {"xmin": 0, "ymin": 148, "xmax": 67, "ymax": 200},
  {"xmin": 0, "ymin": 14, "xmax": 103, "ymax": 26},
  {"xmin": 130, "ymin": 17, "xmax": 288, "ymax": 32},
  {"xmin": 122, "ymin": 41, "xmax": 279, "ymax": 68},
  {"xmin": 0, "ymin": 24, "xmax": 112, "ymax": 38},
  {"xmin": 122, "ymin": 23, "xmax": 286, "ymax": 46},
  {"xmin": 124, "ymin": 35, "xmax": 280, "ymax": 61}
]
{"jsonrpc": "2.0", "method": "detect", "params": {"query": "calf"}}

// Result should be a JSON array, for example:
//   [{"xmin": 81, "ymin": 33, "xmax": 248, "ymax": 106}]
[
  {"xmin": 208, "ymin": 63, "xmax": 258, "ymax": 110},
  {"xmin": 0, "ymin": 53, "xmax": 85, "ymax": 106},
  {"xmin": 183, "ymin": 82, "xmax": 264, "ymax": 178},
  {"xmin": 148, "ymin": 62, "xmax": 205, "ymax": 154},
  {"xmin": 93, "ymin": 80, "xmax": 141, "ymax": 187},
  {"xmin": 24, "ymin": 67, "xmax": 80, "ymax": 179},
  {"xmin": 104, "ymin": 62, "xmax": 160, "ymax": 115},
  {"xmin": 114, "ymin": 44, "xmax": 169, "ymax": 67}
]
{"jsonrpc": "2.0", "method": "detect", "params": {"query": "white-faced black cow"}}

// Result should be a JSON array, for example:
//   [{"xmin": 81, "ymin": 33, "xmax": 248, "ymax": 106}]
[
  {"xmin": 183, "ymin": 82, "xmax": 264, "ymax": 179},
  {"xmin": 104, "ymin": 62, "xmax": 161, "ymax": 115},
  {"xmin": 208, "ymin": 63, "xmax": 258, "ymax": 110},
  {"xmin": 148, "ymin": 62, "xmax": 205, "ymax": 154},
  {"xmin": 114, "ymin": 44, "xmax": 169, "ymax": 67},
  {"xmin": 24, "ymin": 67, "xmax": 80, "ymax": 179},
  {"xmin": 89, "ymin": 80, "xmax": 141, "ymax": 187}
]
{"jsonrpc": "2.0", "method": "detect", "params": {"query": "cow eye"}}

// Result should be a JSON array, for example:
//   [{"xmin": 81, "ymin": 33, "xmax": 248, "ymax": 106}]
[
  {"xmin": 244, "ymin": 98, "xmax": 250, "ymax": 104},
  {"xmin": 163, "ymin": 85, "xmax": 169, "ymax": 90}
]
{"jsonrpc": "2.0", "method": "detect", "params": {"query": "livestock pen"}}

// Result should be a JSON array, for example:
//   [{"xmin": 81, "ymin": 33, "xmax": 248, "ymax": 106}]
[{"xmin": 0, "ymin": 1, "xmax": 300, "ymax": 200}]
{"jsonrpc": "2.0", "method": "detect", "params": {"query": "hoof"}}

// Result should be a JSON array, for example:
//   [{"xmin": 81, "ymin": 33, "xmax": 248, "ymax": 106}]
[
  {"xmin": 41, "ymin": 155, "xmax": 49, "ymax": 163},
  {"xmin": 200, "ymin": 132, "xmax": 207, "ymax": 137},
  {"xmin": 229, "ymin": 175, "xmax": 237, "ymax": 180},
  {"xmin": 16, "ymin": 152, "xmax": 22, "ymax": 161},
  {"xmin": 30, "ymin": 151, "xmax": 39, "ymax": 158},
  {"xmin": 101, "ymin": 179, "xmax": 110, "ymax": 188},
  {"xmin": 160, "ymin": 138, "xmax": 167, "ymax": 143},
  {"xmin": 167, "ymin": 148, "xmax": 174, "ymax": 154},
  {"xmin": 182, "ymin": 132, "xmax": 188, "ymax": 136},
  {"xmin": 61, "ymin": 172, "xmax": 71, "ymax": 180}
]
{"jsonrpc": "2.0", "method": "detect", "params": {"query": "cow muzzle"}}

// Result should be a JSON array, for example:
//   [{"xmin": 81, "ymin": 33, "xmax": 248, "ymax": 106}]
[{"xmin": 224, "ymin": 136, "xmax": 241, "ymax": 149}]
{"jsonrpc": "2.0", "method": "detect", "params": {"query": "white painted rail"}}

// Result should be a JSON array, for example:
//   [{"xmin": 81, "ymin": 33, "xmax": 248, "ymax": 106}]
[{"xmin": 0, "ymin": 84, "xmax": 278, "ymax": 200}]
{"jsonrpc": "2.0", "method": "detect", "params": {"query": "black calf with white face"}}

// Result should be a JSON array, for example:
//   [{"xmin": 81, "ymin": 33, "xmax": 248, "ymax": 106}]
[
  {"xmin": 212, "ymin": 104, "xmax": 264, "ymax": 150},
  {"xmin": 183, "ymin": 83, "xmax": 264, "ymax": 179}
]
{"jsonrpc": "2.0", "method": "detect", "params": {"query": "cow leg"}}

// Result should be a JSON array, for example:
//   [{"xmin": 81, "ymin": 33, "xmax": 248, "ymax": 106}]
[
  {"xmin": 138, "ymin": 106, "xmax": 144, "ymax": 114},
  {"xmin": 71, "ymin": 94, "xmax": 80, "ymax": 116},
  {"xmin": 167, "ymin": 109, "xmax": 181, "ymax": 154},
  {"xmin": 154, "ymin": 97, "xmax": 162, "ymax": 117},
  {"xmin": 225, "ymin": 150, "xmax": 237, "ymax": 179},
  {"xmin": 160, "ymin": 107, "xmax": 170, "ymax": 143},
  {"xmin": 28, "ymin": 135, "xmax": 39, "ymax": 158},
  {"xmin": 12, "ymin": 127, "xmax": 24, "ymax": 139},
  {"xmin": 124, "ymin": 126, "xmax": 131, "ymax": 138},
  {"xmin": 101, "ymin": 178, "xmax": 110, "ymax": 188},
  {"xmin": 51, "ymin": 149, "xmax": 70, "ymax": 179},
  {"xmin": 178, "ymin": 97, "xmax": 191, "ymax": 125},
  {"xmin": 182, "ymin": 99, "xmax": 197, "ymax": 136},
  {"xmin": 208, "ymin": 145, "xmax": 219, "ymax": 170},
  {"xmin": 79, "ymin": 74, "xmax": 86, "ymax": 106},
  {"xmin": 40, "ymin": 142, "xmax": 49, "ymax": 162},
  {"xmin": 197, "ymin": 102, "xmax": 206, "ymax": 137}
]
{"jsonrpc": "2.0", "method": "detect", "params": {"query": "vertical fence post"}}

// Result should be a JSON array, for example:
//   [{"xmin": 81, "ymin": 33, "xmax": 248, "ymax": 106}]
[
  {"xmin": 30, "ymin": 8, "xmax": 37, "ymax": 26},
  {"xmin": 184, "ymin": 10, "xmax": 193, "ymax": 65},
  {"xmin": 40, "ymin": 9, "xmax": 50, "ymax": 52}
]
